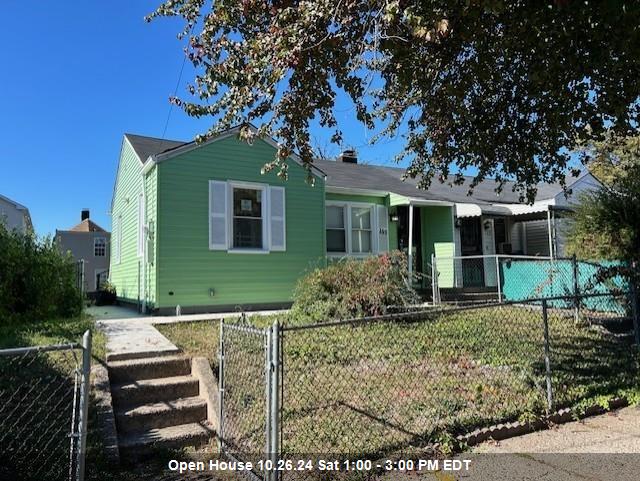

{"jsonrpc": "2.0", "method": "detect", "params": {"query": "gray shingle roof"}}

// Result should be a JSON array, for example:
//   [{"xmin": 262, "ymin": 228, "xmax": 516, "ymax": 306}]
[
  {"xmin": 315, "ymin": 159, "xmax": 567, "ymax": 204},
  {"xmin": 125, "ymin": 133, "xmax": 186, "ymax": 163},
  {"xmin": 122, "ymin": 133, "xmax": 571, "ymax": 204}
]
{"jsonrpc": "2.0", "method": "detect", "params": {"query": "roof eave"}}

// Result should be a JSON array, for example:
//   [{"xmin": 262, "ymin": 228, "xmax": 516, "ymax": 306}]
[{"xmin": 149, "ymin": 124, "xmax": 327, "ymax": 179}]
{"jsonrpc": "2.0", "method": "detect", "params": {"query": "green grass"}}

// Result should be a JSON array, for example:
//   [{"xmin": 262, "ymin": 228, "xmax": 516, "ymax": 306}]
[
  {"xmin": 157, "ymin": 320, "xmax": 221, "ymax": 367},
  {"xmin": 158, "ymin": 305, "xmax": 640, "ymax": 460}
]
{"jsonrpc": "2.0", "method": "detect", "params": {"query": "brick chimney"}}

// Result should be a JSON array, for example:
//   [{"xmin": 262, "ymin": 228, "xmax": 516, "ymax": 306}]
[
  {"xmin": 338, "ymin": 149, "xmax": 357, "ymax": 164},
  {"xmin": 81, "ymin": 209, "xmax": 90, "ymax": 221}
]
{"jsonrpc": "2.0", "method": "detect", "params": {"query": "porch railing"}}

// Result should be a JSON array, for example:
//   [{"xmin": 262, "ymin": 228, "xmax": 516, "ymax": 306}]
[{"xmin": 431, "ymin": 255, "xmax": 625, "ymax": 306}]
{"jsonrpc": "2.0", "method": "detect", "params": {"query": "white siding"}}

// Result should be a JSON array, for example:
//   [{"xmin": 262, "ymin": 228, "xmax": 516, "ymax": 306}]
[{"xmin": 0, "ymin": 197, "xmax": 28, "ymax": 234}]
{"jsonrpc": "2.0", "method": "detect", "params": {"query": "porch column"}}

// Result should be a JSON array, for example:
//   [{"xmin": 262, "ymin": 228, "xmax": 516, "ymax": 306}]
[
  {"xmin": 408, "ymin": 204, "xmax": 414, "ymax": 279},
  {"xmin": 547, "ymin": 208, "xmax": 554, "ymax": 258}
]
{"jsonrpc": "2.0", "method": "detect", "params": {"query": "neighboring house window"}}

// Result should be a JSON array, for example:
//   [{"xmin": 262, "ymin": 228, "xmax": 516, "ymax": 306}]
[
  {"xmin": 326, "ymin": 203, "xmax": 381, "ymax": 256},
  {"xmin": 326, "ymin": 205, "xmax": 346, "ymax": 253},
  {"xmin": 94, "ymin": 237, "xmax": 106, "ymax": 257},
  {"xmin": 351, "ymin": 207, "xmax": 372, "ymax": 253},
  {"xmin": 115, "ymin": 215, "xmax": 122, "ymax": 264},
  {"xmin": 232, "ymin": 186, "xmax": 264, "ymax": 249},
  {"xmin": 137, "ymin": 194, "xmax": 145, "ymax": 257},
  {"xmin": 209, "ymin": 180, "xmax": 286, "ymax": 252}
]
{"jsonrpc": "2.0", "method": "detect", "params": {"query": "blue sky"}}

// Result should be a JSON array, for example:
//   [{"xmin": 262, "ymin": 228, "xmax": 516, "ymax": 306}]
[{"xmin": 0, "ymin": 1, "xmax": 405, "ymax": 236}]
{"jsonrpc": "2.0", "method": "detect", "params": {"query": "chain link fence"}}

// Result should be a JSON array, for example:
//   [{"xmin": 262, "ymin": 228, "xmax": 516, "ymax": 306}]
[
  {"xmin": 432, "ymin": 255, "xmax": 628, "ymax": 305},
  {"xmin": 0, "ymin": 331, "xmax": 92, "ymax": 481},
  {"xmin": 217, "ymin": 292, "xmax": 639, "ymax": 481}
]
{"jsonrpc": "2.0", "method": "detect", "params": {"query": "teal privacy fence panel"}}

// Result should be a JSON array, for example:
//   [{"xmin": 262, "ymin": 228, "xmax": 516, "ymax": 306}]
[{"xmin": 500, "ymin": 259, "xmax": 628, "ymax": 313}]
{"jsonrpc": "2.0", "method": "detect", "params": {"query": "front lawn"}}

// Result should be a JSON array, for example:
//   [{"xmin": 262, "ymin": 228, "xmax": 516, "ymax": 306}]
[{"xmin": 158, "ymin": 305, "xmax": 640, "ymax": 459}]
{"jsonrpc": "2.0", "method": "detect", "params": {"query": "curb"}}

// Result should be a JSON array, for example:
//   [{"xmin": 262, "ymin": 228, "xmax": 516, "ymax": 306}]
[
  {"xmin": 92, "ymin": 363, "xmax": 120, "ymax": 463},
  {"xmin": 458, "ymin": 397, "xmax": 629, "ymax": 447}
]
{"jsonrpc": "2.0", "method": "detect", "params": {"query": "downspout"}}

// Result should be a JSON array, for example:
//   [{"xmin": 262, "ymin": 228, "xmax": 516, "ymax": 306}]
[{"xmin": 141, "ymin": 167, "xmax": 148, "ymax": 313}]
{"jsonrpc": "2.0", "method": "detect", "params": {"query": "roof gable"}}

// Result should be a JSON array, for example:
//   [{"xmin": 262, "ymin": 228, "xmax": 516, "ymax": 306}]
[
  {"xmin": 68, "ymin": 219, "xmax": 108, "ymax": 233},
  {"xmin": 124, "ymin": 133, "xmax": 186, "ymax": 164},
  {"xmin": 139, "ymin": 125, "xmax": 326, "ymax": 178}
]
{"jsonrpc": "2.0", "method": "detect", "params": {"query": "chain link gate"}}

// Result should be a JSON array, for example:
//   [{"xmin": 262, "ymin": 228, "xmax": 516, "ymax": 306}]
[
  {"xmin": 218, "ymin": 320, "xmax": 281, "ymax": 481},
  {"xmin": 0, "ymin": 330, "xmax": 92, "ymax": 481}
]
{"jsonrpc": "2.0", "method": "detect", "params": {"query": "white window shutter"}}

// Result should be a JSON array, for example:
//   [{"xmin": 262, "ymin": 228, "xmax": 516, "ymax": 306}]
[
  {"xmin": 269, "ymin": 186, "xmax": 286, "ymax": 251},
  {"xmin": 209, "ymin": 180, "xmax": 228, "ymax": 250},
  {"xmin": 377, "ymin": 205, "xmax": 389, "ymax": 253}
]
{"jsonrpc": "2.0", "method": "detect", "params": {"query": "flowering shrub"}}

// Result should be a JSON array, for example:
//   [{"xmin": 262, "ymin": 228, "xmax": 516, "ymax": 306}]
[{"xmin": 290, "ymin": 251, "xmax": 418, "ymax": 324}]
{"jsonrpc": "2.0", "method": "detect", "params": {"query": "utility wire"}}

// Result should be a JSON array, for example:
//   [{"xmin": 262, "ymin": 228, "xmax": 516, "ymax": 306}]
[{"xmin": 159, "ymin": 25, "xmax": 194, "ymax": 150}]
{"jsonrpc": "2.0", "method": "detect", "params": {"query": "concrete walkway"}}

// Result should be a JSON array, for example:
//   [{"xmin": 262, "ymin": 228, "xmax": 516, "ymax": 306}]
[
  {"xmin": 93, "ymin": 306, "xmax": 286, "ymax": 361},
  {"xmin": 86, "ymin": 304, "xmax": 147, "ymax": 320}
]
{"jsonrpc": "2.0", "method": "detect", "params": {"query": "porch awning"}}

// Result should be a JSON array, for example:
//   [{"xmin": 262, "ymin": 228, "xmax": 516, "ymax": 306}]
[
  {"xmin": 455, "ymin": 203, "xmax": 512, "ymax": 218},
  {"xmin": 455, "ymin": 202, "xmax": 573, "ymax": 219}
]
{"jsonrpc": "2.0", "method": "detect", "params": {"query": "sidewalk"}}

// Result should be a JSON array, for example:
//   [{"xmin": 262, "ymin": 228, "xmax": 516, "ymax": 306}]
[
  {"xmin": 91, "ymin": 305, "xmax": 285, "ymax": 361},
  {"xmin": 474, "ymin": 405, "xmax": 640, "ymax": 454},
  {"xmin": 382, "ymin": 406, "xmax": 640, "ymax": 481}
]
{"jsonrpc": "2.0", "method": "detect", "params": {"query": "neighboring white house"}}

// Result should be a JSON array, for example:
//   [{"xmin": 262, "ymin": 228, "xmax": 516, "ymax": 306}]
[{"xmin": 0, "ymin": 193, "xmax": 32, "ymax": 234}]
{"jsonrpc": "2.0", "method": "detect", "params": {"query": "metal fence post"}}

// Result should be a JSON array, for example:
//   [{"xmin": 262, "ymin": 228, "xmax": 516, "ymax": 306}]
[
  {"xmin": 76, "ymin": 330, "xmax": 91, "ymax": 481},
  {"xmin": 217, "ymin": 319, "xmax": 225, "ymax": 453},
  {"xmin": 572, "ymin": 255, "xmax": 580, "ymax": 323},
  {"xmin": 269, "ymin": 322, "xmax": 281, "ymax": 481},
  {"xmin": 541, "ymin": 300, "xmax": 554, "ymax": 412},
  {"xmin": 631, "ymin": 282, "xmax": 640, "ymax": 346},
  {"xmin": 264, "ymin": 326, "xmax": 273, "ymax": 469},
  {"xmin": 431, "ymin": 254, "xmax": 438, "ymax": 305},
  {"xmin": 496, "ymin": 255, "xmax": 503, "ymax": 303}
]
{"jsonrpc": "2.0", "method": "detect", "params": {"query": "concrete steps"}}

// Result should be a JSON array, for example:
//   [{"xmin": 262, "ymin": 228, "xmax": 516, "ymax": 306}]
[
  {"xmin": 115, "ymin": 397, "xmax": 208, "ymax": 432},
  {"xmin": 107, "ymin": 354, "xmax": 215, "ymax": 459},
  {"xmin": 439, "ymin": 287, "xmax": 499, "ymax": 304},
  {"xmin": 108, "ymin": 356, "xmax": 191, "ymax": 383},
  {"xmin": 118, "ymin": 422, "xmax": 214, "ymax": 457},
  {"xmin": 112, "ymin": 375, "xmax": 200, "ymax": 405}
]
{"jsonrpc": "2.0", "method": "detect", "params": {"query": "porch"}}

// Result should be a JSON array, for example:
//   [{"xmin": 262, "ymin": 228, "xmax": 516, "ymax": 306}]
[
  {"xmin": 432, "ymin": 204, "xmax": 574, "ymax": 303},
  {"xmin": 387, "ymin": 197, "xmax": 456, "ymax": 294}
]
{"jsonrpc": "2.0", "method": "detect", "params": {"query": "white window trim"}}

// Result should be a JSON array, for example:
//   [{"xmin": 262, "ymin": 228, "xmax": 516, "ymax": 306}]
[
  {"xmin": 326, "ymin": 203, "xmax": 348, "ymax": 255},
  {"xmin": 227, "ymin": 180, "xmax": 269, "ymax": 253},
  {"xmin": 326, "ymin": 201, "xmax": 378, "ymax": 258},
  {"xmin": 209, "ymin": 180, "xmax": 228, "ymax": 250},
  {"xmin": 94, "ymin": 237, "xmax": 106, "ymax": 257},
  {"xmin": 268, "ymin": 186, "xmax": 286, "ymax": 252}
]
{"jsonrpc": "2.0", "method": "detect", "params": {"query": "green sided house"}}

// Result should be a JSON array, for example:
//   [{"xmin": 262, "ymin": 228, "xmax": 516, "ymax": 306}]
[{"xmin": 109, "ymin": 125, "xmax": 600, "ymax": 313}]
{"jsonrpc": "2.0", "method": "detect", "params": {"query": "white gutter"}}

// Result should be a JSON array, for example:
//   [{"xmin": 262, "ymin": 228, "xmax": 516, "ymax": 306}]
[
  {"xmin": 406, "ymin": 198, "xmax": 454, "ymax": 207},
  {"xmin": 141, "ymin": 156, "xmax": 156, "ymax": 175},
  {"xmin": 325, "ymin": 186, "xmax": 389, "ymax": 197}
]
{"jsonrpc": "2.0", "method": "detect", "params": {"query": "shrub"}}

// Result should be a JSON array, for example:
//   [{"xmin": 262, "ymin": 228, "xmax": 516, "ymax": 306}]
[
  {"xmin": 95, "ymin": 281, "xmax": 117, "ymax": 306},
  {"xmin": 0, "ymin": 224, "xmax": 83, "ymax": 323},
  {"xmin": 289, "ymin": 251, "xmax": 419, "ymax": 324}
]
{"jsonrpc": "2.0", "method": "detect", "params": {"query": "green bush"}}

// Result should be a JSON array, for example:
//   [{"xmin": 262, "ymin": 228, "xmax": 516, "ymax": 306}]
[
  {"xmin": 289, "ymin": 251, "xmax": 419, "ymax": 324},
  {"xmin": 0, "ymin": 224, "xmax": 83, "ymax": 323}
]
